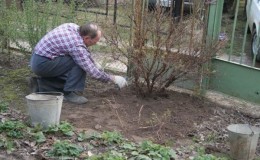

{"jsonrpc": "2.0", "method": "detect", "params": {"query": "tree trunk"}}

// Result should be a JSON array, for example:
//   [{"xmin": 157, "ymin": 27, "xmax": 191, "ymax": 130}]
[{"xmin": 133, "ymin": 0, "xmax": 143, "ymax": 49}]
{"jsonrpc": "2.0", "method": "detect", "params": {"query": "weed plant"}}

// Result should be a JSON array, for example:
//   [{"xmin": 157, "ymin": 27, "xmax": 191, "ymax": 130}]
[
  {"xmin": 47, "ymin": 140, "xmax": 84, "ymax": 158},
  {"xmin": 0, "ymin": 101, "xmax": 9, "ymax": 112},
  {"xmin": 45, "ymin": 121, "xmax": 75, "ymax": 136}
]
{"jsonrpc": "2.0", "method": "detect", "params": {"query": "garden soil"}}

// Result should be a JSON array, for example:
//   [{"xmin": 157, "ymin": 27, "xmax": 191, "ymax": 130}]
[{"xmin": 61, "ymin": 79, "xmax": 260, "ymax": 158}]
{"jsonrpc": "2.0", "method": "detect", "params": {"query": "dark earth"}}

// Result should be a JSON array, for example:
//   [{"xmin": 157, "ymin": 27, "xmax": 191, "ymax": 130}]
[{"xmin": 61, "ymin": 77, "xmax": 260, "ymax": 159}]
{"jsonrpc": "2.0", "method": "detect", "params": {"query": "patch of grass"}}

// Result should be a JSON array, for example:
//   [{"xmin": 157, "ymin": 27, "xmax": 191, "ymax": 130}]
[
  {"xmin": 78, "ymin": 130, "xmax": 101, "ymax": 142},
  {"xmin": 205, "ymin": 132, "xmax": 218, "ymax": 143},
  {"xmin": 45, "ymin": 121, "xmax": 75, "ymax": 136},
  {"xmin": 137, "ymin": 140, "xmax": 176, "ymax": 159},
  {"xmin": 101, "ymin": 131, "xmax": 123, "ymax": 145},
  {"xmin": 0, "ymin": 138, "xmax": 16, "ymax": 154},
  {"xmin": 0, "ymin": 120, "xmax": 26, "ymax": 138},
  {"xmin": 32, "ymin": 131, "xmax": 46, "ymax": 143},
  {"xmin": 0, "ymin": 101, "xmax": 9, "ymax": 113},
  {"xmin": 0, "ymin": 67, "xmax": 31, "ymax": 106},
  {"xmin": 85, "ymin": 140, "xmax": 176, "ymax": 160}
]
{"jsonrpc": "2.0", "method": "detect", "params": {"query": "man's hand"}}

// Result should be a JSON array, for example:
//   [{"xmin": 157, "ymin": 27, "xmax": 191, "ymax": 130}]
[{"xmin": 111, "ymin": 75, "xmax": 127, "ymax": 89}]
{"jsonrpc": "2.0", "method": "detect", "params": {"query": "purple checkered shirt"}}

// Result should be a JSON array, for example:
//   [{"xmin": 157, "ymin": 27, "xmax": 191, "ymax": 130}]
[{"xmin": 33, "ymin": 23, "xmax": 111, "ymax": 82}]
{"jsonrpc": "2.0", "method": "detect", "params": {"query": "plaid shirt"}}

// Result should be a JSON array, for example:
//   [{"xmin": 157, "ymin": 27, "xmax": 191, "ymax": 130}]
[{"xmin": 33, "ymin": 23, "xmax": 111, "ymax": 82}]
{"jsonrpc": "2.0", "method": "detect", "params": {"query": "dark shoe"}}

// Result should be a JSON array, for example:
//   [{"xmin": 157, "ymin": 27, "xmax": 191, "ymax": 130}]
[
  {"xmin": 29, "ymin": 77, "xmax": 39, "ymax": 93},
  {"xmin": 64, "ymin": 92, "xmax": 88, "ymax": 104}
]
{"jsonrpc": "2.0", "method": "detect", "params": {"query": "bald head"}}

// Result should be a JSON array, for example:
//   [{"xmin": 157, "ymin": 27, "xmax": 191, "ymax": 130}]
[
  {"xmin": 79, "ymin": 23, "xmax": 101, "ymax": 39},
  {"xmin": 80, "ymin": 23, "xmax": 102, "ymax": 47}
]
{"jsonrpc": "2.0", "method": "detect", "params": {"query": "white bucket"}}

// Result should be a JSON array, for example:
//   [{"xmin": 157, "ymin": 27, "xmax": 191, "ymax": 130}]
[
  {"xmin": 25, "ymin": 92, "xmax": 63, "ymax": 128},
  {"xmin": 227, "ymin": 124, "xmax": 260, "ymax": 160}
]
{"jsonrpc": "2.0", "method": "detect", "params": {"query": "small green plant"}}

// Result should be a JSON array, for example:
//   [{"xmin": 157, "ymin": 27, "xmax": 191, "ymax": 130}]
[
  {"xmin": 196, "ymin": 146, "xmax": 206, "ymax": 155},
  {"xmin": 120, "ymin": 142, "xmax": 137, "ymax": 151},
  {"xmin": 47, "ymin": 140, "xmax": 83, "ymax": 158},
  {"xmin": 101, "ymin": 131, "xmax": 123, "ymax": 144},
  {"xmin": 136, "ymin": 141, "xmax": 176, "ymax": 160},
  {"xmin": 27, "ymin": 126, "xmax": 46, "ymax": 143},
  {"xmin": 0, "ymin": 120, "xmax": 26, "ymax": 138},
  {"xmin": 77, "ymin": 131, "xmax": 88, "ymax": 142},
  {"xmin": 45, "ymin": 121, "xmax": 74, "ymax": 136},
  {"xmin": 78, "ymin": 131, "xmax": 102, "ymax": 142},
  {"xmin": 28, "ymin": 123, "xmax": 44, "ymax": 133},
  {"xmin": 206, "ymin": 132, "xmax": 218, "ymax": 143},
  {"xmin": 46, "ymin": 125, "xmax": 59, "ymax": 133},
  {"xmin": 79, "ymin": 131, "xmax": 102, "ymax": 147},
  {"xmin": 0, "ymin": 138, "xmax": 16, "ymax": 154},
  {"xmin": 33, "ymin": 131, "xmax": 46, "ymax": 143},
  {"xmin": 86, "ymin": 132, "xmax": 102, "ymax": 140},
  {"xmin": 0, "ymin": 101, "xmax": 8, "ymax": 112},
  {"xmin": 96, "ymin": 140, "xmax": 176, "ymax": 160},
  {"xmin": 58, "ymin": 121, "xmax": 74, "ymax": 136},
  {"xmin": 85, "ymin": 131, "xmax": 175, "ymax": 159}
]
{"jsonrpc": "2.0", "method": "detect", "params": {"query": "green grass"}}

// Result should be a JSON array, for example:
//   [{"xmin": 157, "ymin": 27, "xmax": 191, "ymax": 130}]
[{"xmin": 0, "ymin": 66, "xmax": 31, "ymax": 108}]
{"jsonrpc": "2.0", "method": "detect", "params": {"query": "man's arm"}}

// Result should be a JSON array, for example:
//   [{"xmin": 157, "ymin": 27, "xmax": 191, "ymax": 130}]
[{"xmin": 70, "ymin": 45, "xmax": 111, "ymax": 82}]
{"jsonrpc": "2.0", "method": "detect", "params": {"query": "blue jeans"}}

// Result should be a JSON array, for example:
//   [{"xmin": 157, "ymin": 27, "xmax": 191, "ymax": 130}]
[{"xmin": 30, "ymin": 54, "xmax": 86, "ymax": 93}]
